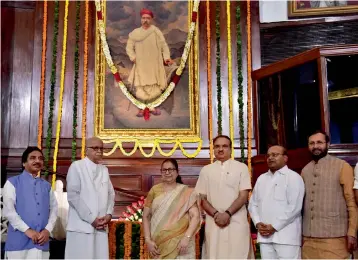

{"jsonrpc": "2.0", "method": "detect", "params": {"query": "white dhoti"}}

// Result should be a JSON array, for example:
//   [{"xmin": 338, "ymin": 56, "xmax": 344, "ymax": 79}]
[
  {"xmin": 65, "ymin": 231, "xmax": 108, "ymax": 259},
  {"xmin": 6, "ymin": 248, "xmax": 49, "ymax": 259},
  {"xmin": 260, "ymin": 243, "xmax": 301, "ymax": 259}
]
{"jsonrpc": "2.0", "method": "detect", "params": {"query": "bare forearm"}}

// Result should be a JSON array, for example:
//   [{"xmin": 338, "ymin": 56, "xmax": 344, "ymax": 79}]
[
  {"xmin": 185, "ymin": 215, "xmax": 200, "ymax": 238},
  {"xmin": 201, "ymin": 199, "xmax": 217, "ymax": 217},
  {"xmin": 143, "ymin": 215, "xmax": 151, "ymax": 241},
  {"xmin": 227, "ymin": 190, "xmax": 249, "ymax": 215}
]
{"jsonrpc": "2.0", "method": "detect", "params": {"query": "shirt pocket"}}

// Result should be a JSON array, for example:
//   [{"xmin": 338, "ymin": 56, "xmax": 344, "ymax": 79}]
[{"xmin": 273, "ymin": 183, "xmax": 286, "ymax": 201}]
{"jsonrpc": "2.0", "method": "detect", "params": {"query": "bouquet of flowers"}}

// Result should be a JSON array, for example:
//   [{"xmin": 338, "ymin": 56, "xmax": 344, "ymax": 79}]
[{"xmin": 119, "ymin": 196, "xmax": 145, "ymax": 222}]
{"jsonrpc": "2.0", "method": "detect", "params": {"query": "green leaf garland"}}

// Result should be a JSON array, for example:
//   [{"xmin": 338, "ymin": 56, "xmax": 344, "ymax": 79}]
[
  {"xmin": 236, "ymin": 5, "xmax": 245, "ymax": 162},
  {"xmin": 44, "ymin": 0, "xmax": 60, "ymax": 174},
  {"xmin": 116, "ymin": 223, "xmax": 125, "ymax": 259},
  {"xmin": 215, "ymin": 3, "xmax": 222, "ymax": 135},
  {"xmin": 72, "ymin": 1, "xmax": 80, "ymax": 162},
  {"xmin": 131, "ymin": 223, "xmax": 141, "ymax": 259}
]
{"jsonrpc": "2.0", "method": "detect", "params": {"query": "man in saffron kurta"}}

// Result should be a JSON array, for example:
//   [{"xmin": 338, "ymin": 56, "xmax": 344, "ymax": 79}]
[
  {"xmin": 126, "ymin": 8, "xmax": 175, "ymax": 117},
  {"xmin": 65, "ymin": 137, "xmax": 115, "ymax": 259},
  {"xmin": 195, "ymin": 135, "xmax": 254, "ymax": 259},
  {"xmin": 3, "ymin": 147, "xmax": 58, "ymax": 259},
  {"xmin": 301, "ymin": 131, "xmax": 357, "ymax": 259}
]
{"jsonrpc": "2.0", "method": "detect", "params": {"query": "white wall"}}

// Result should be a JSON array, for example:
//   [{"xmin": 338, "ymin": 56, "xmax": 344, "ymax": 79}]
[{"xmin": 259, "ymin": 0, "xmax": 324, "ymax": 23}]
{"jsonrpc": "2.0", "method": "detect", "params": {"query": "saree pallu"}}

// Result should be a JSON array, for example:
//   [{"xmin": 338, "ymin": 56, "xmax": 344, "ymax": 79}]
[{"xmin": 150, "ymin": 184, "xmax": 199, "ymax": 259}]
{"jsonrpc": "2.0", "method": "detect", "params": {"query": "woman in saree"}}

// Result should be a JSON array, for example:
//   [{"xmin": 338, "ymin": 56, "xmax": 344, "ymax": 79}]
[{"xmin": 143, "ymin": 159, "xmax": 200, "ymax": 259}]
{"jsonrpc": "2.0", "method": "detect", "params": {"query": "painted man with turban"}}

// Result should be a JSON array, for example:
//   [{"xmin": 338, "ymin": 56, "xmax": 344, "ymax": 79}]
[{"xmin": 126, "ymin": 8, "xmax": 175, "ymax": 117}]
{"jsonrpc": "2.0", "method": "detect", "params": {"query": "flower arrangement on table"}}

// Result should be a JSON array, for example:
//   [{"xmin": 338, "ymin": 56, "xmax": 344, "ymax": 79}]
[{"xmin": 118, "ymin": 196, "xmax": 145, "ymax": 222}]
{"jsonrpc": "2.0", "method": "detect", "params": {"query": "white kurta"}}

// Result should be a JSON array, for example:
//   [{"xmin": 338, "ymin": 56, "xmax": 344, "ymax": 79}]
[
  {"xmin": 126, "ymin": 25, "xmax": 171, "ymax": 102},
  {"xmin": 248, "ymin": 166, "xmax": 305, "ymax": 259},
  {"xmin": 3, "ymin": 178, "xmax": 58, "ymax": 260},
  {"xmin": 65, "ymin": 157, "xmax": 115, "ymax": 259},
  {"xmin": 195, "ymin": 159, "xmax": 253, "ymax": 259}
]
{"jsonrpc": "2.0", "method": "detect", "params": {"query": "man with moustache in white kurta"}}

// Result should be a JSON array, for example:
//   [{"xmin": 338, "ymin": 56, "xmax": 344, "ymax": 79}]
[
  {"xmin": 65, "ymin": 137, "xmax": 115, "ymax": 259},
  {"xmin": 248, "ymin": 145, "xmax": 305, "ymax": 259},
  {"xmin": 195, "ymin": 135, "xmax": 254, "ymax": 259}
]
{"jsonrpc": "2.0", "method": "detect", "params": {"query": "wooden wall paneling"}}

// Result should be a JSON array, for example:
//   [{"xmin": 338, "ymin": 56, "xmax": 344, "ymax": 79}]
[
  {"xmin": 86, "ymin": 2, "xmax": 95, "ymax": 138},
  {"xmin": 1, "ymin": 1, "xmax": 36, "ymax": 9},
  {"xmin": 110, "ymin": 174, "xmax": 142, "ymax": 191},
  {"xmin": 8, "ymin": 7, "xmax": 35, "ymax": 148},
  {"xmin": 29, "ymin": 1, "xmax": 44, "ymax": 147},
  {"xmin": 60, "ymin": 0, "xmax": 76, "ymax": 138},
  {"xmin": 1, "ymin": 7, "xmax": 15, "ymax": 148}
]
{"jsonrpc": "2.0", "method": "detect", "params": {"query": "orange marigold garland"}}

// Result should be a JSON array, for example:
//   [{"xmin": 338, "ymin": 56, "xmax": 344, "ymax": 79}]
[
  {"xmin": 139, "ymin": 224, "xmax": 144, "ymax": 259},
  {"xmin": 108, "ymin": 221, "xmax": 117, "ymax": 259},
  {"xmin": 124, "ymin": 221, "xmax": 132, "ymax": 259},
  {"xmin": 37, "ymin": 0, "xmax": 48, "ymax": 148},
  {"xmin": 206, "ymin": 0, "xmax": 214, "ymax": 163},
  {"xmin": 247, "ymin": 0, "xmax": 252, "ymax": 174},
  {"xmin": 81, "ymin": 0, "xmax": 89, "ymax": 159}
]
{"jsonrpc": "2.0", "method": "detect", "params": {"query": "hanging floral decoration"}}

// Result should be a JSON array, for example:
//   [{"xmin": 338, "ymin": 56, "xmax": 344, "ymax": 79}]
[
  {"xmin": 72, "ymin": 1, "xmax": 80, "ymax": 162},
  {"xmin": 227, "ymin": 0, "xmax": 235, "ymax": 158},
  {"xmin": 44, "ymin": 0, "xmax": 60, "ymax": 174},
  {"xmin": 53, "ymin": 0, "xmax": 69, "ymax": 188},
  {"xmin": 124, "ymin": 221, "xmax": 132, "ymax": 259},
  {"xmin": 246, "ymin": 0, "xmax": 253, "ymax": 174},
  {"xmin": 94, "ymin": 0, "xmax": 200, "ymax": 120},
  {"xmin": 215, "ymin": 3, "xmax": 222, "ymax": 135},
  {"xmin": 81, "ymin": 0, "xmax": 89, "ymax": 159},
  {"xmin": 107, "ymin": 221, "xmax": 258, "ymax": 259},
  {"xmin": 37, "ymin": 0, "xmax": 48, "ymax": 149},
  {"xmin": 206, "ymin": 0, "xmax": 214, "ymax": 163},
  {"xmin": 236, "ymin": 4, "xmax": 245, "ymax": 162},
  {"xmin": 118, "ymin": 197, "xmax": 145, "ymax": 222},
  {"xmin": 102, "ymin": 138, "xmax": 202, "ymax": 158}
]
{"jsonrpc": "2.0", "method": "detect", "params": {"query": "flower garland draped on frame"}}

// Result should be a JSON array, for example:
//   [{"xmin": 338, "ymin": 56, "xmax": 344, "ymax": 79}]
[{"xmin": 94, "ymin": 0, "xmax": 200, "ymax": 117}]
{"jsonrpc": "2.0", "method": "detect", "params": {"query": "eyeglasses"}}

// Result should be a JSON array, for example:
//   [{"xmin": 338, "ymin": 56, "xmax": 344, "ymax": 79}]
[
  {"xmin": 161, "ymin": 168, "xmax": 176, "ymax": 174},
  {"xmin": 88, "ymin": 146, "xmax": 104, "ymax": 152},
  {"xmin": 308, "ymin": 141, "xmax": 326, "ymax": 146},
  {"xmin": 214, "ymin": 145, "xmax": 230, "ymax": 150},
  {"xmin": 266, "ymin": 153, "xmax": 284, "ymax": 158}
]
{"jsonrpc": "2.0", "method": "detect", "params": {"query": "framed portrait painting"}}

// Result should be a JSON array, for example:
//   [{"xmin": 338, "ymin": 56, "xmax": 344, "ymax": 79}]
[
  {"xmin": 95, "ymin": 1, "xmax": 200, "ymax": 141},
  {"xmin": 288, "ymin": 0, "xmax": 358, "ymax": 18}
]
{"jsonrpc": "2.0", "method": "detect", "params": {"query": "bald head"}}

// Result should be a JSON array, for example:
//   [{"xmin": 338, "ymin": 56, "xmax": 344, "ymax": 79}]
[
  {"xmin": 87, "ymin": 137, "xmax": 103, "ymax": 147},
  {"xmin": 86, "ymin": 137, "xmax": 104, "ymax": 164},
  {"xmin": 267, "ymin": 145, "xmax": 288, "ymax": 172}
]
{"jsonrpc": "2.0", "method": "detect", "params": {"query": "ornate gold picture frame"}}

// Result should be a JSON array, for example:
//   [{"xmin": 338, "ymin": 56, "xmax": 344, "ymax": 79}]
[
  {"xmin": 95, "ymin": 1, "xmax": 200, "ymax": 142},
  {"xmin": 288, "ymin": 0, "xmax": 358, "ymax": 18}
]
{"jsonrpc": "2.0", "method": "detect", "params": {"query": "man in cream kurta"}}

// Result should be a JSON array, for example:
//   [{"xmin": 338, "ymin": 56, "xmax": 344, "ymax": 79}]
[
  {"xmin": 126, "ymin": 8, "xmax": 175, "ymax": 117},
  {"xmin": 65, "ymin": 137, "xmax": 115, "ymax": 259},
  {"xmin": 248, "ymin": 145, "xmax": 305, "ymax": 259},
  {"xmin": 195, "ymin": 135, "xmax": 253, "ymax": 259}
]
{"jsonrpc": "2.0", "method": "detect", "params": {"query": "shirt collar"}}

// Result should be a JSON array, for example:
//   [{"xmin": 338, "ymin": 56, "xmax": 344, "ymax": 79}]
[
  {"xmin": 215, "ymin": 158, "xmax": 231, "ymax": 166},
  {"xmin": 22, "ymin": 170, "xmax": 39, "ymax": 180},
  {"xmin": 85, "ymin": 156, "xmax": 98, "ymax": 168},
  {"xmin": 269, "ymin": 165, "xmax": 289, "ymax": 175}
]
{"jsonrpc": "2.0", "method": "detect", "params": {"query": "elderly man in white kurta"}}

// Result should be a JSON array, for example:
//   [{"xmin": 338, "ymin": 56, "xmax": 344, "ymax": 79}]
[
  {"xmin": 65, "ymin": 137, "xmax": 115, "ymax": 259},
  {"xmin": 248, "ymin": 145, "xmax": 305, "ymax": 259},
  {"xmin": 126, "ymin": 8, "xmax": 174, "ymax": 117},
  {"xmin": 195, "ymin": 135, "xmax": 254, "ymax": 259}
]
